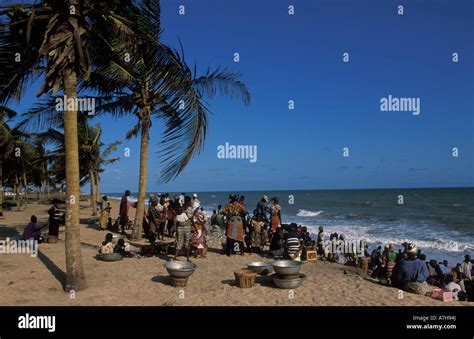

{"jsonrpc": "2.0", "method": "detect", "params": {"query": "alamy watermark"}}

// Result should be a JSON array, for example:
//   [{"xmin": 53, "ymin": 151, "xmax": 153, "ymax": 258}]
[
  {"xmin": 0, "ymin": 238, "xmax": 38, "ymax": 257},
  {"xmin": 217, "ymin": 142, "xmax": 257, "ymax": 163},
  {"xmin": 55, "ymin": 95, "xmax": 96, "ymax": 116},
  {"xmin": 380, "ymin": 95, "xmax": 420, "ymax": 115},
  {"xmin": 324, "ymin": 239, "xmax": 365, "ymax": 255}
]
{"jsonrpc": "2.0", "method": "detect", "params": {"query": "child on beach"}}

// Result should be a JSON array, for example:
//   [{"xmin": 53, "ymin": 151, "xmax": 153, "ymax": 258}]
[
  {"xmin": 113, "ymin": 238, "xmax": 134, "ymax": 258},
  {"xmin": 99, "ymin": 233, "xmax": 114, "ymax": 254}
]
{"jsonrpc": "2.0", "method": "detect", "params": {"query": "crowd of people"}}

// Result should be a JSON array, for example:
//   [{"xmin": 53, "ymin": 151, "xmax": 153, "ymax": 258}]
[
  {"xmin": 313, "ymin": 226, "xmax": 474, "ymax": 302},
  {"xmin": 20, "ymin": 192, "xmax": 473, "ymax": 302}
]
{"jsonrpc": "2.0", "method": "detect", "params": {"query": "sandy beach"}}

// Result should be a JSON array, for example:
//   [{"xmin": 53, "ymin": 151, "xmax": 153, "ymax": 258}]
[{"xmin": 0, "ymin": 200, "xmax": 470, "ymax": 307}]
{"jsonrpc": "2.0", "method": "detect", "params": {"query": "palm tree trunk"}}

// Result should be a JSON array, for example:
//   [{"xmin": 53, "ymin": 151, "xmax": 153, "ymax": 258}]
[
  {"xmin": 95, "ymin": 172, "xmax": 101, "ymax": 202},
  {"xmin": 15, "ymin": 174, "xmax": 20, "ymax": 210},
  {"xmin": 131, "ymin": 118, "xmax": 150, "ymax": 240},
  {"xmin": 63, "ymin": 67, "xmax": 87, "ymax": 292},
  {"xmin": 22, "ymin": 169, "xmax": 28, "ymax": 205},
  {"xmin": 89, "ymin": 169, "xmax": 97, "ymax": 216},
  {"xmin": 0, "ymin": 160, "xmax": 3, "ymax": 217}
]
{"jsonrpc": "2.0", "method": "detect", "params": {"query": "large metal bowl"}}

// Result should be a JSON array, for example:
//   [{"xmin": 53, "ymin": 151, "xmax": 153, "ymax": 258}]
[
  {"xmin": 165, "ymin": 260, "xmax": 197, "ymax": 278},
  {"xmin": 271, "ymin": 260, "xmax": 303, "ymax": 276},
  {"xmin": 112, "ymin": 234, "xmax": 126, "ymax": 244},
  {"xmin": 98, "ymin": 253, "xmax": 123, "ymax": 262},
  {"xmin": 271, "ymin": 273, "xmax": 306, "ymax": 289},
  {"xmin": 247, "ymin": 262, "xmax": 274, "ymax": 275}
]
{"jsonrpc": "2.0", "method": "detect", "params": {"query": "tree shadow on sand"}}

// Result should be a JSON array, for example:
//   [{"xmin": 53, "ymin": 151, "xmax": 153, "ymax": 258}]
[{"xmin": 37, "ymin": 250, "xmax": 66, "ymax": 290}]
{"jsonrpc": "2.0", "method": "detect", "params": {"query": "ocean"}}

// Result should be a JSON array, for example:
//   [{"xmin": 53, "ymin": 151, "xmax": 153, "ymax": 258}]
[{"xmin": 105, "ymin": 188, "xmax": 474, "ymax": 264}]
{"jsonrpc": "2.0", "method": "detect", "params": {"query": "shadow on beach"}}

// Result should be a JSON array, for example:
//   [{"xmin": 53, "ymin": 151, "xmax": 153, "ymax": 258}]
[{"xmin": 37, "ymin": 250, "xmax": 66, "ymax": 290}]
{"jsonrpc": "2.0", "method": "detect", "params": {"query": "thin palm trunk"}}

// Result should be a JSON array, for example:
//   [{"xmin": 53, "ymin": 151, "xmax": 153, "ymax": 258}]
[
  {"xmin": 95, "ymin": 172, "xmax": 100, "ymax": 202},
  {"xmin": 63, "ymin": 68, "xmax": 87, "ymax": 291},
  {"xmin": 0, "ymin": 160, "xmax": 3, "ymax": 217},
  {"xmin": 22, "ymin": 167, "xmax": 28, "ymax": 205},
  {"xmin": 15, "ymin": 174, "xmax": 20, "ymax": 210},
  {"xmin": 89, "ymin": 169, "xmax": 97, "ymax": 216},
  {"xmin": 131, "ymin": 116, "xmax": 150, "ymax": 240}
]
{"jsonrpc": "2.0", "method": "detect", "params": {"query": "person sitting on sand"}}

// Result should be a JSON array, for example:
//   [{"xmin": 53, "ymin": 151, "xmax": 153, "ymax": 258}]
[
  {"xmin": 370, "ymin": 245, "xmax": 384, "ymax": 278},
  {"xmin": 48, "ymin": 199, "xmax": 63, "ymax": 238},
  {"xmin": 301, "ymin": 226, "xmax": 315, "ymax": 247},
  {"xmin": 395, "ymin": 244, "xmax": 431, "ymax": 295},
  {"xmin": 99, "ymin": 233, "xmax": 114, "ymax": 254},
  {"xmin": 22, "ymin": 215, "xmax": 45, "ymax": 241},
  {"xmin": 284, "ymin": 225, "xmax": 303, "ymax": 261},
  {"xmin": 443, "ymin": 274, "xmax": 463, "ymax": 301},
  {"xmin": 440, "ymin": 260, "xmax": 450, "ymax": 275},
  {"xmin": 113, "ymin": 238, "xmax": 134, "ymax": 258},
  {"xmin": 107, "ymin": 217, "xmax": 114, "ymax": 231},
  {"xmin": 173, "ymin": 197, "xmax": 194, "ymax": 261},
  {"xmin": 270, "ymin": 227, "xmax": 284, "ymax": 258},
  {"xmin": 427, "ymin": 259, "xmax": 445, "ymax": 287}
]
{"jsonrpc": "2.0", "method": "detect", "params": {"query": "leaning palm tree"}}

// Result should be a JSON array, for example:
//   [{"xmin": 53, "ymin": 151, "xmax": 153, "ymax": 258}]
[
  {"xmin": 90, "ymin": 3, "xmax": 251, "ymax": 240},
  {"xmin": 0, "ymin": 0, "xmax": 165, "ymax": 291}
]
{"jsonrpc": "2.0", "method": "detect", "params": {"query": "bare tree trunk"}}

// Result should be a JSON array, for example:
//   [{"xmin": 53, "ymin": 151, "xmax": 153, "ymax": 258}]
[
  {"xmin": 89, "ymin": 169, "xmax": 97, "ymax": 216},
  {"xmin": 131, "ymin": 117, "xmax": 150, "ymax": 240},
  {"xmin": 63, "ymin": 67, "xmax": 87, "ymax": 292}
]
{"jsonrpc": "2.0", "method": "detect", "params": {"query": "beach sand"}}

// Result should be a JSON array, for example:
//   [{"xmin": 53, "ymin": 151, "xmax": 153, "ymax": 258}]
[{"xmin": 0, "ymin": 200, "xmax": 470, "ymax": 306}]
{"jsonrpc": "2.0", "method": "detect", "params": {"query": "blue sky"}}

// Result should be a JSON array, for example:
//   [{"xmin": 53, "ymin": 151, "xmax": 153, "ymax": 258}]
[{"xmin": 8, "ymin": 0, "xmax": 474, "ymax": 192}]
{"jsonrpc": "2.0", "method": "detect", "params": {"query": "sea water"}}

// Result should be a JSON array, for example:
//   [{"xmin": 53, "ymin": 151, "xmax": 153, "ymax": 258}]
[{"xmin": 106, "ymin": 188, "xmax": 474, "ymax": 264}]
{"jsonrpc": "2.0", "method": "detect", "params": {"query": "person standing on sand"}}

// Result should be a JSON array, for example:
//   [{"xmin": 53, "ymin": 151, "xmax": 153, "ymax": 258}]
[
  {"xmin": 317, "ymin": 226, "xmax": 326, "ymax": 259},
  {"xmin": 385, "ymin": 244, "xmax": 398, "ymax": 285},
  {"xmin": 173, "ymin": 196, "xmax": 194, "ymax": 261},
  {"xmin": 47, "ymin": 199, "xmax": 63, "ymax": 238},
  {"xmin": 99, "ymin": 196, "xmax": 111, "ymax": 230},
  {"xmin": 267, "ymin": 197, "xmax": 281, "ymax": 234},
  {"xmin": 119, "ymin": 190, "xmax": 135, "ymax": 235},
  {"xmin": 192, "ymin": 193, "xmax": 201, "ymax": 211},
  {"xmin": 221, "ymin": 194, "xmax": 247, "ymax": 256},
  {"xmin": 459, "ymin": 255, "xmax": 472, "ymax": 281},
  {"xmin": 255, "ymin": 195, "xmax": 269, "ymax": 224}
]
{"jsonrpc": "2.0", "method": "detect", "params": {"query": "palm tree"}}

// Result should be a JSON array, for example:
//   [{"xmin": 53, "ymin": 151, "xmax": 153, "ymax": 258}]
[
  {"xmin": 29, "ymin": 116, "xmax": 121, "ymax": 215},
  {"xmin": 91, "ymin": 4, "xmax": 251, "ymax": 240},
  {"xmin": 0, "ymin": 0, "xmax": 159, "ymax": 291},
  {"xmin": 0, "ymin": 106, "xmax": 17, "ymax": 216},
  {"xmin": 94, "ymin": 139, "xmax": 122, "ymax": 202}
]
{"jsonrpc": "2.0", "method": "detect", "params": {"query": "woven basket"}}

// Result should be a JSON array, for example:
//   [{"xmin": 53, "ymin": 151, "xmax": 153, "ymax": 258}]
[
  {"xmin": 170, "ymin": 276, "xmax": 189, "ymax": 288},
  {"xmin": 234, "ymin": 268, "xmax": 257, "ymax": 288}
]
